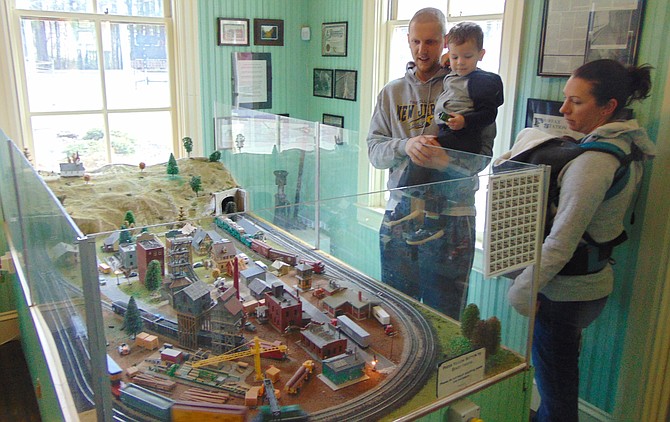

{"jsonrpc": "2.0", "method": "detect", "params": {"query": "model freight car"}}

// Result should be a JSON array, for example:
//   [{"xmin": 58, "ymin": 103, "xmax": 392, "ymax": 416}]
[
  {"xmin": 251, "ymin": 239, "xmax": 298, "ymax": 266},
  {"xmin": 120, "ymin": 383, "xmax": 174, "ymax": 421},
  {"xmin": 336, "ymin": 315, "xmax": 370, "ymax": 348},
  {"xmin": 172, "ymin": 401, "xmax": 247, "ymax": 422}
]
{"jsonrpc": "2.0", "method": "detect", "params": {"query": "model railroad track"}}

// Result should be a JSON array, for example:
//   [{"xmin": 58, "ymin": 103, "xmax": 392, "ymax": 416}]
[{"xmin": 251, "ymin": 218, "xmax": 438, "ymax": 421}]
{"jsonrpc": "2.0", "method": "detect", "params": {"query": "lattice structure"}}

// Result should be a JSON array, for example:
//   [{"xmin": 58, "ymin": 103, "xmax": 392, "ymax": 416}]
[{"xmin": 484, "ymin": 168, "xmax": 546, "ymax": 278}]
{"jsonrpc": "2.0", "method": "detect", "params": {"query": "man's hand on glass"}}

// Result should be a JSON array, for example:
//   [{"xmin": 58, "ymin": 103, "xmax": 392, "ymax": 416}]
[{"xmin": 405, "ymin": 135, "xmax": 450, "ymax": 170}]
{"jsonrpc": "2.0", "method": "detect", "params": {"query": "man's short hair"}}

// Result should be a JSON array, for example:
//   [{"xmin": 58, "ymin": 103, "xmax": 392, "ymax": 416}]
[
  {"xmin": 410, "ymin": 7, "xmax": 447, "ymax": 36},
  {"xmin": 447, "ymin": 22, "xmax": 484, "ymax": 50}
]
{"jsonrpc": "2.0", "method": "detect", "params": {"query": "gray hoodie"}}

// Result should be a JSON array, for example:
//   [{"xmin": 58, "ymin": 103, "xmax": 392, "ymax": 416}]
[
  {"xmin": 367, "ymin": 66, "xmax": 493, "ymax": 212},
  {"xmin": 507, "ymin": 120, "xmax": 656, "ymax": 315}
]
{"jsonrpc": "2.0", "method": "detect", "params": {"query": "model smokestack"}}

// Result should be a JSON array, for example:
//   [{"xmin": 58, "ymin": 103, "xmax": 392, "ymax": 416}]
[{"xmin": 234, "ymin": 256, "xmax": 240, "ymax": 300}]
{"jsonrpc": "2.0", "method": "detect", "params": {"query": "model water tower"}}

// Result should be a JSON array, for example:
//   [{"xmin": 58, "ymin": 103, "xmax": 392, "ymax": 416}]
[{"xmin": 273, "ymin": 170, "xmax": 290, "ymax": 226}]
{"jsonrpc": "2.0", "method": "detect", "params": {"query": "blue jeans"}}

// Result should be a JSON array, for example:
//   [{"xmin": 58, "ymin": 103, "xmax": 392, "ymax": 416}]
[
  {"xmin": 379, "ymin": 198, "xmax": 475, "ymax": 320},
  {"xmin": 532, "ymin": 293, "xmax": 608, "ymax": 422}
]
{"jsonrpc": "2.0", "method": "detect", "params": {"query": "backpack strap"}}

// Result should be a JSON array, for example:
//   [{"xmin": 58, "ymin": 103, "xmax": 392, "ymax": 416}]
[{"xmin": 578, "ymin": 141, "xmax": 632, "ymax": 200}]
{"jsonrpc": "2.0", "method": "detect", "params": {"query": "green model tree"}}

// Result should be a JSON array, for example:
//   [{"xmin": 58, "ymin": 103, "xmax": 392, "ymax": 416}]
[
  {"xmin": 189, "ymin": 175, "xmax": 202, "ymax": 197},
  {"xmin": 119, "ymin": 224, "xmax": 132, "ymax": 245},
  {"xmin": 209, "ymin": 150, "xmax": 221, "ymax": 162},
  {"xmin": 124, "ymin": 210, "xmax": 136, "ymax": 226},
  {"xmin": 123, "ymin": 296, "xmax": 143, "ymax": 339},
  {"xmin": 182, "ymin": 137, "xmax": 193, "ymax": 158},
  {"xmin": 167, "ymin": 153, "xmax": 179, "ymax": 177},
  {"xmin": 461, "ymin": 303, "xmax": 481, "ymax": 340},
  {"xmin": 471, "ymin": 317, "xmax": 502, "ymax": 357},
  {"xmin": 145, "ymin": 259, "xmax": 162, "ymax": 291}
]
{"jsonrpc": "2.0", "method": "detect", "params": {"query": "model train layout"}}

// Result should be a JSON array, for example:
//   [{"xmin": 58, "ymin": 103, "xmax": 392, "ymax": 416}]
[{"xmin": 66, "ymin": 212, "xmax": 441, "ymax": 422}]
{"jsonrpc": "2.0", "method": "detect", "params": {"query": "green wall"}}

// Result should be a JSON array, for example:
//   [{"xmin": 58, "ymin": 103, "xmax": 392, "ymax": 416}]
[{"xmin": 198, "ymin": 0, "xmax": 363, "ymax": 156}]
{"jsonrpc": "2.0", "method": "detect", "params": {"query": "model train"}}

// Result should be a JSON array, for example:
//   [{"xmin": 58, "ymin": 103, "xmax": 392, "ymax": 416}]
[
  {"xmin": 214, "ymin": 215, "xmax": 326, "ymax": 273},
  {"xmin": 119, "ymin": 382, "xmax": 308, "ymax": 422},
  {"xmin": 336, "ymin": 315, "xmax": 371, "ymax": 348}
]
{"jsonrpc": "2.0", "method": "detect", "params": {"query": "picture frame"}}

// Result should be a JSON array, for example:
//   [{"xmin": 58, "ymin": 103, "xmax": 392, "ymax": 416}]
[
  {"xmin": 538, "ymin": 0, "xmax": 645, "ymax": 76},
  {"xmin": 217, "ymin": 18, "xmax": 249, "ymax": 46},
  {"xmin": 334, "ymin": 69, "xmax": 357, "ymax": 101},
  {"xmin": 313, "ymin": 68, "xmax": 333, "ymax": 98},
  {"xmin": 322, "ymin": 113, "xmax": 344, "ymax": 128},
  {"xmin": 526, "ymin": 98, "xmax": 632, "ymax": 137},
  {"xmin": 232, "ymin": 52, "xmax": 272, "ymax": 109},
  {"xmin": 254, "ymin": 19, "xmax": 284, "ymax": 46},
  {"xmin": 322, "ymin": 22, "xmax": 348, "ymax": 56}
]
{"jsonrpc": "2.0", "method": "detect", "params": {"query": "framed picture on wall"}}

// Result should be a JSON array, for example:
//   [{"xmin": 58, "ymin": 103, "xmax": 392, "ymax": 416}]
[
  {"xmin": 322, "ymin": 22, "xmax": 348, "ymax": 56},
  {"xmin": 525, "ymin": 98, "xmax": 632, "ymax": 137},
  {"xmin": 217, "ymin": 18, "xmax": 249, "ymax": 46},
  {"xmin": 334, "ymin": 69, "xmax": 357, "ymax": 101},
  {"xmin": 254, "ymin": 19, "xmax": 284, "ymax": 46},
  {"xmin": 538, "ymin": 0, "xmax": 645, "ymax": 76},
  {"xmin": 313, "ymin": 68, "xmax": 333, "ymax": 98},
  {"xmin": 322, "ymin": 113, "xmax": 344, "ymax": 128}
]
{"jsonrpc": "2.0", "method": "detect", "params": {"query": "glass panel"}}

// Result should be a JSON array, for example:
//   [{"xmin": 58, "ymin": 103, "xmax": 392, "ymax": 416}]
[
  {"xmin": 21, "ymin": 18, "xmax": 103, "ymax": 112},
  {"xmin": 103, "ymin": 23, "xmax": 171, "ymax": 109},
  {"xmin": 108, "ymin": 111, "xmax": 173, "ymax": 165},
  {"xmin": 16, "ymin": 0, "xmax": 91, "ymax": 13},
  {"xmin": 97, "ymin": 0, "xmax": 165, "ymax": 17},
  {"xmin": 31, "ymin": 114, "xmax": 107, "ymax": 173},
  {"xmin": 448, "ymin": 0, "xmax": 505, "ymax": 17},
  {"xmin": 0, "ymin": 138, "xmax": 106, "ymax": 417},
  {"xmin": 1, "ymin": 113, "xmax": 543, "ymax": 420}
]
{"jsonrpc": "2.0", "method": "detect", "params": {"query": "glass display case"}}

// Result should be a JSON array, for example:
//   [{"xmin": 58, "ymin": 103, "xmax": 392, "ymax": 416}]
[{"xmin": 0, "ymin": 110, "xmax": 546, "ymax": 421}]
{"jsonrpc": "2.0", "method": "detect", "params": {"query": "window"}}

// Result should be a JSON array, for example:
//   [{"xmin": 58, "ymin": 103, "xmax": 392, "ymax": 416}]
[
  {"xmin": 363, "ymin": 0, "xmax": 520, "ymax": 206},
  {"xmin": 12, "ymin": 1, "xmax": 175, "ymax": 172}
]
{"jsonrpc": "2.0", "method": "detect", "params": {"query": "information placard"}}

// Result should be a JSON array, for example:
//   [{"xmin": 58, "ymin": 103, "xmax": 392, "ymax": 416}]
[{"xmin": 437, "ymin": 348, "xmax": 485, "ymax": 398}]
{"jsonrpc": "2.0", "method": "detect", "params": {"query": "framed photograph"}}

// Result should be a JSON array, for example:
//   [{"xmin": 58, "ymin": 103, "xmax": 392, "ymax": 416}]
[
  {"xmin": 538, "ymin": 0, "xmax": 645, "ymax": 76},
  {"xmin": 334, "ymin": 69, "xmax": 357, "ymax": 101},
  {"xmin": 322, "ymin": 113, "xmax": 344, "ymax": 128},
  {"xmin": 322, "ymin": 22, "xmax": 348, "ymax": 56},
  {"xmin": 526, "ymin": 98, "xmax": 632, "ymax": 137},
  {"xmin": 217, "ymin": 18, "xmax": 249, "ymax": 46},
  {"xmin": 313, "ymin": 68, "xmax": 333, "ymax": 98},
  {"xmin": 254, "ymin": 19, "xmax": 284, "ymax": 46}
]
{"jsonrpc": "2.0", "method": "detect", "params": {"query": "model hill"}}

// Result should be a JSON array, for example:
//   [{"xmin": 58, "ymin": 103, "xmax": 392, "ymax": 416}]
[{"xmin": 43, "ymin": 157, "xmax": 237, "ymax": 235}]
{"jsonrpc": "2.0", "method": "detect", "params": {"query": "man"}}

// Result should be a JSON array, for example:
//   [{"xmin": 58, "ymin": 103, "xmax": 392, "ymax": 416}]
[{"xmin": 367, "ymin": 8, "xmax": 495, "ymax": 319}]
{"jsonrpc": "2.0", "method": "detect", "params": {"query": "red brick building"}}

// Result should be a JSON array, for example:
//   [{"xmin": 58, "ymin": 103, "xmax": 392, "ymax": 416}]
[
  {"xmin": 136, "ymin": 233, "xmax": 165, "ymax": 281},
  {"xmin": 265, "ymin": 282, "xmax": 302, "ymax": 332}
]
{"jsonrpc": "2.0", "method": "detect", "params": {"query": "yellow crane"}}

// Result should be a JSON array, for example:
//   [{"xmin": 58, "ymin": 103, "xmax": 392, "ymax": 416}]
[{"xmin": 191, "ymin": 336, "xmax": 288, "ymax": 381}]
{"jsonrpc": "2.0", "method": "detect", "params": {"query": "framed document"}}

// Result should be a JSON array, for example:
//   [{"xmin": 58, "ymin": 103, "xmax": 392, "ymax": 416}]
[
  {"xmin": 322, "ymin": 22, "xmax": 348, "ymax": 57},
  {"xmin": 217, "ymin": 18, "xmax": 249, "ymax": 46},
  {"xmin": 538, "ymin": 0, "xmax": 644, "ymax": 76},
  {"xmin": 232, "ymin": 52, "xmax": 272, "ymax": 109}
]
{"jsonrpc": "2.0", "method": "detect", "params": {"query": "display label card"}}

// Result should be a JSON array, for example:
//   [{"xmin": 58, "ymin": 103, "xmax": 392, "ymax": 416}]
[{"xmin": 436, "ymin": 348, "xmax": 485, "ymax": 398}]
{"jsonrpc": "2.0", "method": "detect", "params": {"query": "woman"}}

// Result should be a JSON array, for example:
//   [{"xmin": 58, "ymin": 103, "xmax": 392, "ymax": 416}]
[{"xmin": 507, "ymin": 59, "xmax": 656, "ymax": 421}]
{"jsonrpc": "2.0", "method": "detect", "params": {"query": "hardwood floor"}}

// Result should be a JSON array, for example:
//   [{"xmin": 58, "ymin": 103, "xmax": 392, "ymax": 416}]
[{"xmin": 0, "ymin": 340, "xmax": 42, "ymax": 421}]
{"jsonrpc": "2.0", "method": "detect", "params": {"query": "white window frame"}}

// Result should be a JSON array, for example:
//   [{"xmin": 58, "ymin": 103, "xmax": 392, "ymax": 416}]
[
  {"xmin": 358, "ymin": 0, "xmax": 526, "ymax": 209},
  {"xmin": 0, "ymin": 1, "xmax": 202, "ymax": 167}
]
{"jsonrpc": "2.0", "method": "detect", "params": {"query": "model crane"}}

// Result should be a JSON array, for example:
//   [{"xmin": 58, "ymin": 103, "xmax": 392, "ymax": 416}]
[{"xmin": 191, "ymin": 336, "xmax": 288, "ymax": 381}]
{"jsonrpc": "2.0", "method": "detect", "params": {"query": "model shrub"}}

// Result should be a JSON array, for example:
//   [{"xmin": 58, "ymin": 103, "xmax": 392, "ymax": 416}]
[{"xmin": 461, "ymin": 303, "xmax": 480, "ymax": 340}]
